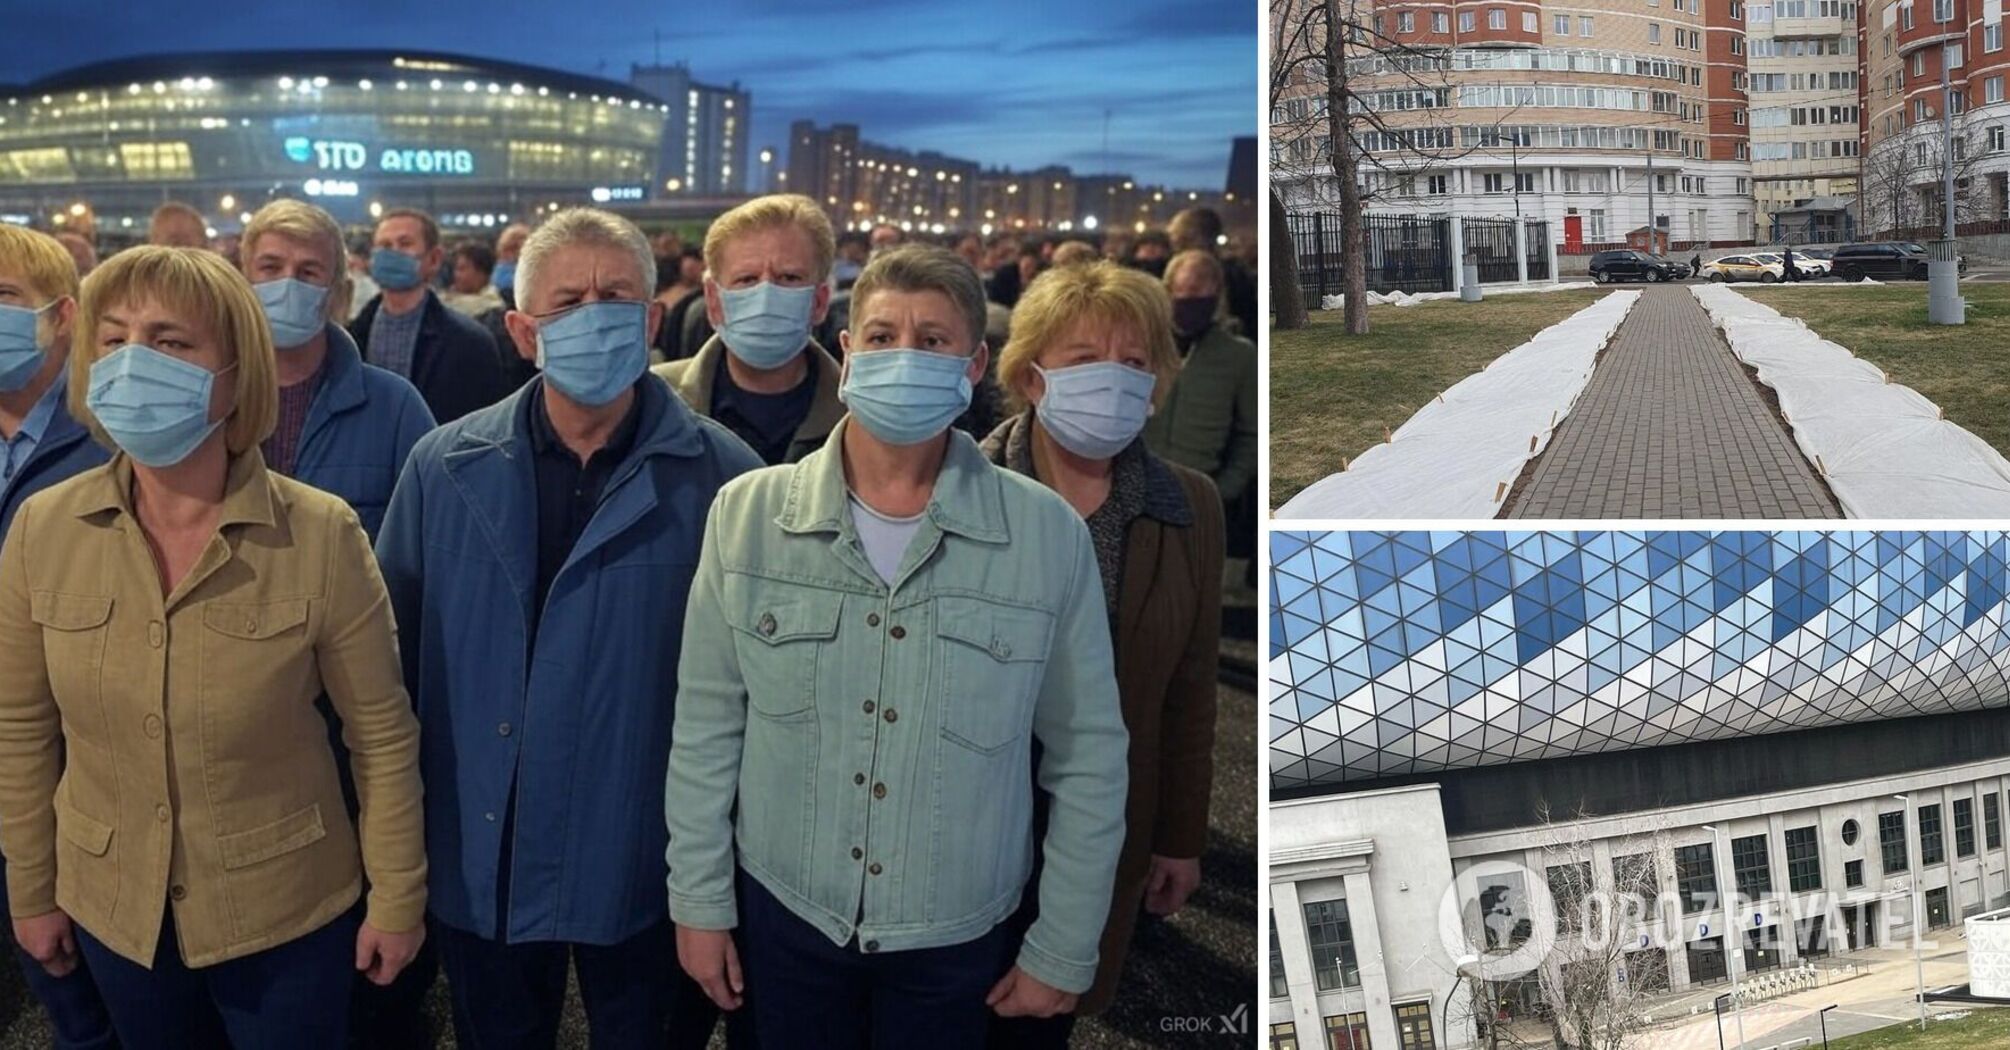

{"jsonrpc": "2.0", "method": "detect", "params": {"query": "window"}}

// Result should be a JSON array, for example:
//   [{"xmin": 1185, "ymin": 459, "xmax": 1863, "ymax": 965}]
[
  {"xmin": 1479, "ymin": 870, "xmax": 1533, "ymax": 949},
  {"xmin": 1523, "ymin": 10, "xmax": 1538, "ymax": 31},
  {"xmin": 1304, "ymin": 900, "xmax": 1360, "ymax": 991},
  {"xmin": 1400, "ymin": 11, "xmax": 1415, "ymax": 32},
  {"xmin": 1271, "ymin": 1023, "xmax": 1299, "ymax": 1050},
  {"xmin": 1516, "ymin": 172, "xmax": 1536, "ymax": 193},
  {"xmin": 1936, "ymin": 0, "xmax": 1954, "ymax": 22},
  {"xmin": 1434, "ymin": 11, "xmax": 1449, "ymax": 31},
  {"xmin": 1731, "ymin": 0, "xmax": 1744, "ymax": 15},
  {"xmin": 1489, "ymin": 8, "xmax": 1507, "ymax": 29},
  {"xmin": 1461, "ymin": 10, "xmax": 1476, "ymax": 31},
  {"xmin": 1991, "ymin": 77, "xmax": 2007, "ymax": 105},
  {"xmin": 1902, "ymin": 2, "xmax": 1914, "ymax": 28},
  {"xmin": 1842, "ymin": 818, "xmax": 1860, "ymax": 845},
  {"xmin": 1732, "ymin": 835, "xmax": 1773, "ymax": 900},
  {"xmin": 1581, "ymin": 15, "xmax": 1594, "ymax": 35},
  {"xmin": 1952, "ymin": 43, "xmax": 1965, "ymax": 67},
  {"xmin": 1990, "ymin": 23, "xmax": 2004, "ymax": 51},
  {"xmin": 1424, "ymin": 174, "xmax": 1447, "ymax": 194},
  {"xmin": 1845, "ymin": 860, "xmax": 1864, "ymax": 888},
  {"xmin": 1650, "ymin": 22, "xmax": 1663, "ymax": 42},
  {"xmin": 1880, "ymin": 811, "xmax": 1910, "ymax": 873},
  {"xmin": 1921, "ymin": 804, "xmax": 1945, "ymax": 865},
  {"xmin": 1784, "ymin": 826, "xmax": 1822, "ymax": 892},
  {"xmin": 1588, "ymin": 209, "xmax": 1607, "ymax": 240},
  {"xmin": 1270, "ymin": 916, "xmax": 1288, "ymax": 997},
  {"xmin": 1549, "ymin": 862, "xmax": 1592, "ymax": 931},
  {"xmin": 1676, "ymin": 843, "xmax": 1718, "ymax": 914},
  {"xmin": 1328, "ymin": 1014, "xmax": 1372, "ymax": 1050},
  {"xmin": 1987, "ymin": 793, "xmax": 2003, "ymax": 849},
  {"xmin": 1484, "ymin": 173, "xmax": 1507, "ymax": 193},
  {"xmin": 1394, "ymin": 1002, "xmax": 1436, "ymax": 1050},
  {"xmin": 1914, "ymin": 51, "xmax": 1926, "ymax": 78},
  {"xmin": 1955, "ymin": 798, "xmax": 1976, "ymax": 857},
  {"xmin": 1554, "ymin": 13, "xmax": 1570, "ymax": 33}
]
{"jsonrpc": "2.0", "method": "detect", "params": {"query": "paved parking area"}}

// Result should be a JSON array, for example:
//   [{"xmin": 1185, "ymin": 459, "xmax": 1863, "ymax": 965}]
[{"xmin": 1506, "ymin": 285, "xmax": 1842, "ymax": 519}]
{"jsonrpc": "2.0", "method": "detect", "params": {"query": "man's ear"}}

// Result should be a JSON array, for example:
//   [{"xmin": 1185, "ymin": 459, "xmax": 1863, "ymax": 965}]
[
  {"xmin": 503, "ymin": 310, "xmax": 540, "ymax": 363},
  {"xmin": 703, "ymin": 277, "xmax": 725, "ymax": 329}
]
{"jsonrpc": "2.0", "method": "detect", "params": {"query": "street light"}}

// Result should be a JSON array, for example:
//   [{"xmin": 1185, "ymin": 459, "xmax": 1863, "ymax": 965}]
[
  {"xmin": 1819, "ymin": 1003, "xmax": 1838, "ymax": 1048},
  {"xmin": 1713, "ymin": 993, "xmax": 1731, "ymax": 1050}
]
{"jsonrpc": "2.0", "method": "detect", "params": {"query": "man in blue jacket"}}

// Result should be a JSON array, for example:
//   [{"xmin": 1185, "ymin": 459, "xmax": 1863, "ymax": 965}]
[
  {"xmin": 376, "ymin": 207, "xmax": 761, "ymax": 1050},
  {"xmin": 0, "ymin": 221, "xmax": 114, "ymax": 1050},
  {"xmin": 241, "ymin": 199, "xmax": 435, "ymax": 538},
  {"xmin": 239, "ymin": 198, "xmax": 438, "ymax": 1049},
  {"xmin": 350, "ymin": 207, "xmax": 512, "ymax": 423}
]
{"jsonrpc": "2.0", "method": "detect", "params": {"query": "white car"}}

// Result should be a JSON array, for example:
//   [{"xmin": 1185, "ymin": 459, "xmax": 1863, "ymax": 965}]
[
  {"xmin": 1753, "ymin": 252, "xmax": 1830, "ymax": 278},
  {"xmin": 1700, "ymin": 255, "xmax": 1786, "ymax": 283}
]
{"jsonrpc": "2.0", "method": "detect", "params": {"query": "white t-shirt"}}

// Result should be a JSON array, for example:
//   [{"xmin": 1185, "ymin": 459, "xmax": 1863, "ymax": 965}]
[{"xmin": 847, "ymin": 491, "xmax": 926, "ymax": 584}]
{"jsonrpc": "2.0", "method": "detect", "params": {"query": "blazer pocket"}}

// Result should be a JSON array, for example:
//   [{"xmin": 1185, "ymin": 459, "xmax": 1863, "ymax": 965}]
[
  {"xmin": 55, "ymin": 797, "xmax": 114, "ymax": 857},
  {"xmin": 936, "ymin": 596, "xmax": 1053, "ymax": 755},
  {"xmin": 29, "ymin": 592, "xmax": 114, "ymax": 632},
  {"xmin": 218, "ymin": 804, "xmax": 327, "ymax": 870},
  {"xmin": 53, "ymin": 795, "xmax": 116, "ymax": 918},
  {"xmin": 726, "ymin": 590, "xmax": 842, "ymax": 720},
  {"xmin": 201, "ymin": 598, "xmax": 310, "ymax": 641}
]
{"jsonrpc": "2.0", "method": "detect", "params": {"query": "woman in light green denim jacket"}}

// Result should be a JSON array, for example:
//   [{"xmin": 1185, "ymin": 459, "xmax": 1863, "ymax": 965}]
[{"xmin": 665, "ymin": 245, "xmax": 1129, "ymax": 1046}]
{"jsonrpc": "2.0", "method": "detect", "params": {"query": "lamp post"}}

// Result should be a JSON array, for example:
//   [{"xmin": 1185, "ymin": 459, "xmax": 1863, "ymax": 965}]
[
  {"xmin": 1713, "ymin": 993, "xmax": 1731, "ymax": 1050},
  {"xmin": 1819, "ymin": 1003, "xmax": 1839, "ymax": 1049},
  {"xmin": 1701, "ymin": 824, "xmax": 1749, "ymax": 1050}
]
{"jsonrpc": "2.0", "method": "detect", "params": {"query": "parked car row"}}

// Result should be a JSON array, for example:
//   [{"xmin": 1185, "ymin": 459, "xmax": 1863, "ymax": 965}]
[{"xmin": 1589, "ymin": 242, "xmax": 1967, "ymax": 284}]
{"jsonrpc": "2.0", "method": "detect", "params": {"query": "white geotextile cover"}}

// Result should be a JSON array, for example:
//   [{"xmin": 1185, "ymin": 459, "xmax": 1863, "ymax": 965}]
[
  {"xmin": 1278, "ymin": 290, "xmax": 1641, "ymax": 518},
  {"xmin": 1320, "ymin": 281, "xmax": 1596, "ymax": 310},
  {"xmin": 1691, "ymin": 283, "xmax": 2010, "ymax": 517}
]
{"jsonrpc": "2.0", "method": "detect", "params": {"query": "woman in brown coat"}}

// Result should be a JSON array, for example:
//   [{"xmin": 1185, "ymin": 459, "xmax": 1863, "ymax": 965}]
[
  {"xmin": 0, "ymin": 247, "xmax": 426, "ymax": 1049},
  {"xmin": 981, "ymin": 259, "xmax": 1221, "ymax": 1045}
]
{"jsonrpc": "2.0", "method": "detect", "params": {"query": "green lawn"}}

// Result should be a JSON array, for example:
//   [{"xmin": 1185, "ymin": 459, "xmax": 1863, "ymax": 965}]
[
  {"xmin": 1741, "ymin": 283, "xmax": 2010, "ymax": 458},
  {"xmin": 1268, "ymin": 290, "xmax": 1609, "ymax": 509},
  {"xmin": 1824, "ymin": 1008, "xmax": 2008, "ymax": 1049}
]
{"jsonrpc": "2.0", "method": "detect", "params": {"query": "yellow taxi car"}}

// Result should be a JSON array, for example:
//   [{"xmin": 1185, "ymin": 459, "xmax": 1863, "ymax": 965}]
[{"xmin": 1700, "ymin": 254, "xmax": 1786, "ymax": 283}]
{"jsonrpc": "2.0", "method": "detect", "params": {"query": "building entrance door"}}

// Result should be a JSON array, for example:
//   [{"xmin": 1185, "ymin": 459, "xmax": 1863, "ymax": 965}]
[{"xmin": 1840, "ymin": 901, "xmax": 1879, "ymax": 950}]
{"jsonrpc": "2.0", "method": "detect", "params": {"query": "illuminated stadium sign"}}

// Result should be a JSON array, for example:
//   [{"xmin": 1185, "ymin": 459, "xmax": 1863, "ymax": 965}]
[
  {"xmin": 283, "ymin": 137, "xmax": 475, "ymax": 176},
  {"xmin": 590, "ymin": 185, "xmax": 645, "ymax": 202}
]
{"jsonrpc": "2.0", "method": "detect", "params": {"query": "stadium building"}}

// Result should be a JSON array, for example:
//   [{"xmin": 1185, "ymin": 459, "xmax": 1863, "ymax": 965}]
[
  {"xmin": 0, "ymin": 51, "xmax": 749, "ymax": 237},
  {"xmin": 1267, "ymin": 530, "xmax": 2010, "ymax": 1049}
]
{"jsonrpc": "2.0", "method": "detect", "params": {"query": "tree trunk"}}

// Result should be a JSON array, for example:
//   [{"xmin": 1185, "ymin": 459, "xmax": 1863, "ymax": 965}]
[
  {"xmin": 1323, "ymin": 0, "xmax": 1371, "ymax": 335},
  {"xmin": 1270, "ymin": 188, "xmax": 1309, "ymax": 329}
]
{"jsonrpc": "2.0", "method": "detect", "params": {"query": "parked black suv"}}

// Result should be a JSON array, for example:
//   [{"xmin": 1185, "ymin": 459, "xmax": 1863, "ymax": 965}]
[
  {"xmin": 1588, "ymin": 249, "xmax": 1683, "ymax": 283},
  {"xmin": 1830, "ymin": 241, "xmax": 1966, "ymax": 281}
]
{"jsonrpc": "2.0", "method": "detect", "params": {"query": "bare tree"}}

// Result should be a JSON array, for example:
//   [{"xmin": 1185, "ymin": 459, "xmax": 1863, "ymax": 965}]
[
  {"xmin": 1270, "ymin": 0, "xmax": 1493, "ymax": 334},
  {"xmin": 1862, "ymin": 111, "xmax": 1997, "ymax": 237},
  {"xmin": 1526, "ymin": 805, "xmax": 1676, "ymax": 1050},
  {"xmin": 1270, "ymin": 187, "xmax": 1309, "ymax": 329}
]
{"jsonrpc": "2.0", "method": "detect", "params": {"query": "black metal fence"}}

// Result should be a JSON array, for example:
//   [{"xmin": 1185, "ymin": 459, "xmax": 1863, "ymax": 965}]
[
  {"xmin": 1463, "ymin": 217, "xmax": 1520, "ymax": 282},
  {"xmin": 1287, "ymin": 211, "xmax": 1453, "ymax": 298},
  {"xmin": 1524, "ymin": 220, "xmax": 1551, "ymax": 281}
]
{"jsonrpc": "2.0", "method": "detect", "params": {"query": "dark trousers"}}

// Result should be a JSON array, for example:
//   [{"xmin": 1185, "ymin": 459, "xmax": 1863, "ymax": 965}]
[
  {"xmin": 346, "ymin": 928, "xmax": 438, "ymax": 1049},
  {"xmin": 739, "ymin": 873, "xmax": 1012, "ymax": 1050},
  {"xmin": 0, "ymin": 869, "xmax": 117, "ymax": 1049},
  {"xmin": 75, "ymin": 904, "xmax": 357, "ymax": 1050},
  {"xmin": 985, "ymin": 794, "xmax": 1080, "ymax": 1050},
  {"xmin": 436, "ymin": 918, "xmax": 734, "ymax": 1050}
]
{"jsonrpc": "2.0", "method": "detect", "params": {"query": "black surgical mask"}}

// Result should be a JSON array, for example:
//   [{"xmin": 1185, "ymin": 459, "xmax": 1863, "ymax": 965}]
[{"xmin": 1172, "ymin": 295, "xmax": 1216, "ymax": 337}]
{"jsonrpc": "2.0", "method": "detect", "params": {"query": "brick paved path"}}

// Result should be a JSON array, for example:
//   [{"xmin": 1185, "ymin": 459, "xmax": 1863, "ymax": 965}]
[{"xmin": 1506, "ymin": 285, "xmax": 1841, "ymax": 519}]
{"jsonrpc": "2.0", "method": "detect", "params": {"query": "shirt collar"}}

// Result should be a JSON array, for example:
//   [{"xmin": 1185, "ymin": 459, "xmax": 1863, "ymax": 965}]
[
  {"xmin": 11, "ymin": 370, "xmax": 68, "ymax": 448},
  {"xmin": 779, "ymin": 416, "xmax": 1009, "ymax": 544},
  {"xmin": 75, "ymin": 445, "xmax": 281, "ymax": 529},
  {"xmin": 527, "ymin": 380, "xmax": 646, "ymax": 464}
]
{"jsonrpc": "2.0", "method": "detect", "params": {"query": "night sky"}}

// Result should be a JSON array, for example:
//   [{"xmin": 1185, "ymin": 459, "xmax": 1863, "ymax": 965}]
[{"xmin": 0, "ymin": 0, "xmax": 1257, "ymax": 189}]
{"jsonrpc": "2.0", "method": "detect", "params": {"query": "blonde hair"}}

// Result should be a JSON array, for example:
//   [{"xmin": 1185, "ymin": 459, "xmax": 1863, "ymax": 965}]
[
  {"xmin": 515, "ymin": 207, "xmax": 655, "ymax": 312},
  {"xmin": 241, "ymin": 198, "xmax": 353, "ymax": 324},
  {"xmin": 70, "ymin": 247, "xmax": 277, "ymax": 455},
  {"xmin": 1050, "ymin": 240, "xmax": 1099, "ymax": 267},
  {"xmin": 148, "ymin": 202, "xmax": 207, "ymax": 243},
  {"xmin": 850, "ymin": 245, "xmax": 987, "ymax": 350},
  {"xmin": 0, "ymin": 224, "xmax": 82, "ymax": 303},
  {"xmin": 998, "ymin": 259, "xmax": 1180, "ymax": 410},
  {"xmin": 703, "ymin": 194, "xmax": 836, "ymax": 283}
]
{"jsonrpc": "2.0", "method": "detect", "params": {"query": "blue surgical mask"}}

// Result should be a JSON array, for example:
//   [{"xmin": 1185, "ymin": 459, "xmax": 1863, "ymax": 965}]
[
  {"xmin": 839, "ymin": 348, "xmax": 974, "ymax": 446},
  {"xmin": 370, "ymin": 247, "xmax": 423, "ymax": 292},
  {"xmin": 1034, "ymin": 362, "xmax": 1157, "ymax": 460},
  {"xmin": 86, "ymin": 346, "xmax": 236, "ymax": 468},
  {"xmin": 493, "ymin": 260, "xmax": 516, "ymax": 292},
  {"xmin": 718, "ymin": 281, "xmax": 816, "ymax": 369},
  {"xmin": 253, "ymin": 277, "xmax": 330, "ymax": 350},
  {"xmin": 0, "ymin": 301, "xmax": 54, "ymax": 392},
  {"xmin": 535, "ymin": 300, "xmax": 649, "ymax": 407}
]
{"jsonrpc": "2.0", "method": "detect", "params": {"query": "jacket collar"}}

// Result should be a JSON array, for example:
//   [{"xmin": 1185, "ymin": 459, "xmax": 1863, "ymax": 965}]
[
  {"xmin": 779, "ymin": 417, "xmax": 1009, "ymax": 544},
  {"xmin": 75, "ymin": 445, "xmax": 281, "ymax": 530},
  {"xmin": 448, "ymin": 371, "xmax": 707, "ymax": 464},
  {"xmin": 306, "ymin": 322, "xmax": 368, "ymax": 419},
  {"xmin": 977, "ymin": 410, "xmax": 1194, "ymax": 527},
  {"xmin": 677, "ymin": 333, "xmax": 846, "ymax": 446}
]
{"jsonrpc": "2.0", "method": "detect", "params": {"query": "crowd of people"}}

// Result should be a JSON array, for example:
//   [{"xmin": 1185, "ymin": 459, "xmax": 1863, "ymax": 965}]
[{"xmin": 0, "ymin": 190, "xmax": 1256, "ymax": 1049}]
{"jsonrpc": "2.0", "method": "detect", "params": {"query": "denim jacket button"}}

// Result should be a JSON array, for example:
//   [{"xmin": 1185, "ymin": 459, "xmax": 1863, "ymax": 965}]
[
  {"xmin": 863, "ymin": 939, "xmax": 881, "ymax": 953},
  {"xmin": 867, "ymin": 612, "xmax": 881, "ymax": 627},
  {"xmin": 882, "ymin": 708, "xmax": 897, "ymax": 724},
  {"xmin": 851, "ymin": 846, "xmax": 863, "ymax": 860},
  {"xmin": 889, "ymin": 625, "xmax": 906, "ymax": 640},
  {"xmin": 862, "ymin": 700, "xmax": 876, "ymax": 715},
  {"xmin": 992, "ymin": 639, "xmax": 1011, "ymax": 658},
  {"xmin": 869, "ymin": 862, "xmax": 883, "ymax": 876},
  {"xmin": 872, "ymin": 782, "xmax": 887, "ymax": 799},
  {"xmin": 853, "ymin": 772, "xmax": 866, "ymax": 785},
  {"xmin": 757, "ymin": 612, "xmax": 777, "ymax": 636}
]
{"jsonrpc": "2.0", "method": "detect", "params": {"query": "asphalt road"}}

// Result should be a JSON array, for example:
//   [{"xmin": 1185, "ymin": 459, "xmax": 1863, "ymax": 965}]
[{"xmin": 0, "ymin": 641, "xmax": 1259, "ymax": 1049}]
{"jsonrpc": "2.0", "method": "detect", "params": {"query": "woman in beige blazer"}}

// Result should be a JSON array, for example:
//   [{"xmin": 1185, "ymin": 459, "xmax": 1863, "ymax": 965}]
[{"xmin": 0, "ymin": 246, "xmax": 425, "ymax": 1049}]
